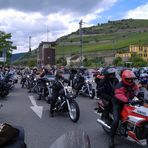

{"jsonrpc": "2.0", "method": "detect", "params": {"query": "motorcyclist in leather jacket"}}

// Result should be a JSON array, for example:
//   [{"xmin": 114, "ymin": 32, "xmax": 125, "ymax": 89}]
[
  {"xmin": 50, "ymin": 70, "xmax": 69, "ymax": 117},
  {"xmin": 68, "ymin": 68, "xmax": 77, "ymax": 87},
  {"xmin": 109, "ymin": 69, "xmax": 139, "ymax": 148},
  {"xmin": 97, "ymin": 67, "xmax": 119, "ymax": 120},
  {"xmin": 74, "ymin": 67, "xmax": 89, "ymax": 96}
]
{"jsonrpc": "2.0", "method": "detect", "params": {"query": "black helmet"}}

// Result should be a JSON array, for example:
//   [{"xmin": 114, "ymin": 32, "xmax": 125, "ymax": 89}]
[
  {"xmin": 55, "ymin": 70, "xmax": 63, "ymax": 78},
  {"xmin": 102, "ymin": 67, "xmax": 116, "ymax": 78}
]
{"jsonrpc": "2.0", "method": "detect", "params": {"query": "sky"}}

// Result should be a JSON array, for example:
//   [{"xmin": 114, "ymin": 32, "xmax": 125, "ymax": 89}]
[{"xmin": 0, "ymin": 0, "xmax": 148, "ymax": 54}]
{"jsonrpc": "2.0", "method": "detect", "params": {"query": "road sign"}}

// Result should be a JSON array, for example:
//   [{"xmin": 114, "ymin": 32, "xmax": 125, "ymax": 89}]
[{"xmin": 0, "ymin": 57, "xmax": 6, "ymax": 62}]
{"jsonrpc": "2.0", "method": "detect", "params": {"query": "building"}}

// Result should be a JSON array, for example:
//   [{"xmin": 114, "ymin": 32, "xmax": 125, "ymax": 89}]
[
  {"xmin": 115, "ymin": 45, "xmax": 148, "ymax": 62},
  {"xmin": 115, "ymin": 52, "xmax": 132, "ymax": 62},
  {"xmin": 129, "ymin": 45, "xmax": 148, "ymax": 61},
  {"xmin": 37, "ymin": 41, "xmax": 55, "ymax": 68}
]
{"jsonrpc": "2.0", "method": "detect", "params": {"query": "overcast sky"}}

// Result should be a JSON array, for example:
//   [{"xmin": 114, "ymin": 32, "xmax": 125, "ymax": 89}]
[{"xmin": 0, "ymin": 0, "xmax": 148, "ymax": 54}]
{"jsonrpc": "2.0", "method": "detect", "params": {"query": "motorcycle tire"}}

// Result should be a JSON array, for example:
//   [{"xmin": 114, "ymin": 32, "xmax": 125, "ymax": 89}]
[
  {"xmin": 38, "ymin": 95, "xmax": 42, "ymax": 100},
  {"xmin": 101, "ymin": 114, "xmax": 111, "ymax": 134},
  {"xmin": 68, "ymin": 100, "xmax": 80, "ymax": 123},
  {"xmin": 89, "ymin": 89, "xmax": 95, "ymax": 99},
  {"xmin": 21, "ymin": 83, "xmax": 24, "ymax": 88}
]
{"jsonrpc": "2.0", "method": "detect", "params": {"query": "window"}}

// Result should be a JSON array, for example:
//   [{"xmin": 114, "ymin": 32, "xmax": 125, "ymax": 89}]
[
  {"xmin": 144, "ymin": 54, "xmax": 147, "ymax": 57},
  {"xmin": 139, "ymin": 46, "xmax": 143, "ymax": 51}
]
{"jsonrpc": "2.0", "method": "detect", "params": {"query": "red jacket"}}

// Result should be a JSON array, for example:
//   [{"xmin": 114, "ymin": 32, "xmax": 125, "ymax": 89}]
[{"xmin": 115, "ymin": 81, "xmax": 139, "ymax": 103}]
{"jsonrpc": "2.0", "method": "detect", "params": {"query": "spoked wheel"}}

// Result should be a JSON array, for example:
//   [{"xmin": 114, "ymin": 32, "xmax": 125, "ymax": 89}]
[{"xmin": 68, "ymin": 101, "xmax": 80, "ymax": 122}]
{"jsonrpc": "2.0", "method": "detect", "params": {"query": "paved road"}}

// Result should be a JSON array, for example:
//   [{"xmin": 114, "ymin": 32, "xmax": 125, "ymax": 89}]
[{"xmin": 0, "ymin": 83, "xmax": 146, "ymax": 148}]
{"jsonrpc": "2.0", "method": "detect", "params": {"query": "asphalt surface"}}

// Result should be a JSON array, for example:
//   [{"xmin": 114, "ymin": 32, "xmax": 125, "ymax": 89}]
[{"xmin": 0, "ymin": 82, "xmax": 147, "ymax": 148}]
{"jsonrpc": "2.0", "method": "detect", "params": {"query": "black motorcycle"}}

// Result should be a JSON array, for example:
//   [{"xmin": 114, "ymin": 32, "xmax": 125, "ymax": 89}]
[
  {"xmin": 50, "ymin": 80, "xmax": 80, "ymax": 122},
  {"xmin": 37, "ymin": 76, "xmax": 54, "ymax": 100},
  {"xmin": 0, "ymin": 79, "xmax": 10, "ymax": 98}
]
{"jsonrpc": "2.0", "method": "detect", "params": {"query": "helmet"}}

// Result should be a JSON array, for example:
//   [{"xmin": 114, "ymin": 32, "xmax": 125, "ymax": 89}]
[
  {"xmin": 139, "ymin": 73, "xmax": 148, "ymax": 85},
  {"xmin": 55, "ymin": 70, "xmax": 63, "ymax": 79},
  {"xmin": 33, "ymin": 67, "xmax": 37, "ymax": 70},
  {"xmin": 102, "ymin": 67, "xmax": 116, "ymax": 78},
  {"xmin": 122, "ymin": 70, "xmax": 136, "ymax": 86}
]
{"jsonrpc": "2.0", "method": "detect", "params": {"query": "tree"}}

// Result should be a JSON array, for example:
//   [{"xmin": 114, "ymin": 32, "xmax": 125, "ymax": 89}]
[
  {"xmin": 113, "ymin": 57, "xmax": 124, "ymax": 66},
  {"xmin": 56, "ymin": 57, "xmax": 67, "ymax": 66},
  {"xmin": 129, "ymin": 54, "xmax": 147, "ymax": 67},
  {"xmin": 0, "ymin": 31, "xmax": 16, "ymax": 64}
]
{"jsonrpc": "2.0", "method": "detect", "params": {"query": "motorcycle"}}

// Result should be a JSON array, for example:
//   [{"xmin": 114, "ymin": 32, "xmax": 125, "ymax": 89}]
[
  {"xmin": 37, "ymin": 76, "xmax": 55, "ymax": 100},
  {"xmin": 0, "ymin": 80, "xmax": 10, "ymax": 97},
  {"xmin": 51, "ymin": 80, "xmax": 80, "ymax": 122},
  {"xmin": 21, "ymin": 74, "xmax": 30, "ymax": 88},
  {"xmin": 95, "ymin": 97, "xmax": 148, "ymax": 146},
  {"xmin": 79, "ymin": 76, "xmax": 95, "ymax": 99}
]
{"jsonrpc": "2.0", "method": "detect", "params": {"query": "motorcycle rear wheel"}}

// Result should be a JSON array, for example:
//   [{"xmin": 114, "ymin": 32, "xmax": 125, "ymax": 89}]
[{"xmin": 69, "ymin": 100, "xmax": 80, "ymax": 122}]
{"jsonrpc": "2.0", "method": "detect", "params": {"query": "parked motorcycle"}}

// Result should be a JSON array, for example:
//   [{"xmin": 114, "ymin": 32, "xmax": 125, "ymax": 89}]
[
  {"xmin": 50, "ymin": 80, "xmax": 80, "ymax": 122},
  {"xmin": 95, "ymin": 97, "xmax": 148, "ymax": 146}
]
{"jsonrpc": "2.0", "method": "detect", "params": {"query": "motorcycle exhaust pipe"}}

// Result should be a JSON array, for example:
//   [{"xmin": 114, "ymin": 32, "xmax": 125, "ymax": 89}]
[{"xmin": 97, "ymin": 118, "xmax": 111, "ymax": 129}]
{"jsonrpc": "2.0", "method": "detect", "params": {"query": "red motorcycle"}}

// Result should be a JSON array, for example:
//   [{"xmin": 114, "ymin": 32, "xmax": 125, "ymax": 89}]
[{"xmin": 95, "ymin": 98, "xmax": 148, "ymax": 146}]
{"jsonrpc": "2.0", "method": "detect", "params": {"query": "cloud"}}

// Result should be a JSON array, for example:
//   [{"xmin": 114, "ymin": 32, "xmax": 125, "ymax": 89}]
[
  {"xmin": 0, "ymin": 0, "xmax": 118, "ymax": 53},
  {"xmin": 124, "ymin": 2, "xmax": 148, "ymax": 19}
]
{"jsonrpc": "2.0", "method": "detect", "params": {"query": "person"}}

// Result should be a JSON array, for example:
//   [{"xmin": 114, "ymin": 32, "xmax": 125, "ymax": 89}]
[
  {"xmin": 74, "ymin": 67, "xmax": 86, "ymax": 96},
  {"xmin": 138, "ymin": 73, "xmax": 148, "ymax": 103},
  {"xmin": 93, "ymin": 69, "xmax": 104, "ymax": 98},
  {"xmin": 49, "ymin": 70, "xmax": 69, "ymax": 117},
  {"xmin": 39, "ymin": 66, "xmax": 53, "ymax": 78},
  {"xmin": 28, "ymin": 67, "xmax": 38, "ymax": 93},
  {"xmin": 68, "ymin": 68, "xmax": 77, "ymax": 87},
  {"xmin": 109, "ymin": 69, "xmax": 139, "ymax": 148},
  {"xmin": 97, "ymin": 67, "xmax": 119, "ymax": 120}
]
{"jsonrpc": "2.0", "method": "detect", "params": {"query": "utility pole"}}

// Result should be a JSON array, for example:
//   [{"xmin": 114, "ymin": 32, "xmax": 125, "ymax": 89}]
[
  {"xmin": 79, "ymin": 19, "xmax": 83, "ymax": 66},
  {"xmin": 47, "ymin": 26, "xmax": 49, "ymax": 42},
  {"xmin": 29, "ymin": 36, "xmax": 31, "ymax": 53}
]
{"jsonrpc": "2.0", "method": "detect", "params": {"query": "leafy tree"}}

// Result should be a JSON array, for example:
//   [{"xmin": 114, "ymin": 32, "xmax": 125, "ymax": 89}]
[
  {"xmin": 56, "ymin": 57, "xmax": 67, "ymax": 66},
  {"xmin": 0, "ymin": 31, "xmax": 16, "ymax": 64},
  {"xmin": 113, "ymin": 57, "xmax": 124, "ymax": 66},
  {"xmin": 129, "ymin": 54, "xmax": 147, "ymax": 67},
  {"xmin": 27, "ymin": 58, "xmax": 37, "ymax": 67},
  {"xmin": 83, "ymin": 57, "xmax": 91, "ymax": 66}
]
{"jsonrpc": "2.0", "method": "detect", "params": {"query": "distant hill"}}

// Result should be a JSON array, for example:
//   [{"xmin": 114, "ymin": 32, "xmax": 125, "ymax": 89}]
[
  {"xmin": 14, "ymin": 19, "xmax": 148, "ymax": 64},
  {"xmin": 11, "ymin": 52, "xmax": 26, "ymax": 63}
]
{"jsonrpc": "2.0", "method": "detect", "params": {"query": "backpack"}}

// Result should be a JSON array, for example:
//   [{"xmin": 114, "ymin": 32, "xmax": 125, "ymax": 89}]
[{"xmin": 0, "ymin": 123, "xmax": 19, "ymax": 146}]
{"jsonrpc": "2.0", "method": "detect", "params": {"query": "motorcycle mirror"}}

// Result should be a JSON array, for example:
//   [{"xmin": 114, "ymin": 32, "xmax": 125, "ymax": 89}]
[{"xmin": 50, "ymin": 130, "xmax": 91, "ymax": 148}]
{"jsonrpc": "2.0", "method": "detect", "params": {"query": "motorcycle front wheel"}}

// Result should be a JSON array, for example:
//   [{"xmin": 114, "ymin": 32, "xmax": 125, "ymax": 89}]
[
  {"xmin": 68, "ymin": 100, "xmax": 80, "ymax": 122},
  {"xmin": 89, "ymin": 89, "xmax": 95, "ymax": 99},
  {"xmin": 101, "ymin": 114, "xmax": 112, "ymax": 134}
]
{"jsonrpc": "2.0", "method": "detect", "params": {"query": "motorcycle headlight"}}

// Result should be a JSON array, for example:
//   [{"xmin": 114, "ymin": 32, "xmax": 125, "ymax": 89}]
[
  {"xmin": 85, "ymin": 80, "xmax": 90, "ymax": 83},
  {"xmin": 34, "ymin": 78, "xmax": 37, "ymax": 81},
  {"xmin": 46, "ymin": 82, "xmax": 49, "ymax": 85}
]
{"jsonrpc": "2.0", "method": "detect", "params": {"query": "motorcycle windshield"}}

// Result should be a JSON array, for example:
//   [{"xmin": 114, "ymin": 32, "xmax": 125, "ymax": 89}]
[{"xmin": 50, "ymin": 130, "xmax": 91, "ymax": 148}]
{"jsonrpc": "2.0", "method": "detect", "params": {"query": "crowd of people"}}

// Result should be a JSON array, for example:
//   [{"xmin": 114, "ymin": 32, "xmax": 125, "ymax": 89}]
[{"xmin": 0, "ymin": 64, "xmax": 148, "ymax": 148}]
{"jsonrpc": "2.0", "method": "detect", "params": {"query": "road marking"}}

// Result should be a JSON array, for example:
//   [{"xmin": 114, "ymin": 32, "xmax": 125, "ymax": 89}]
[{"xmin": 29, "ymin": 96, "xmax": 43, "ymax": 118}]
